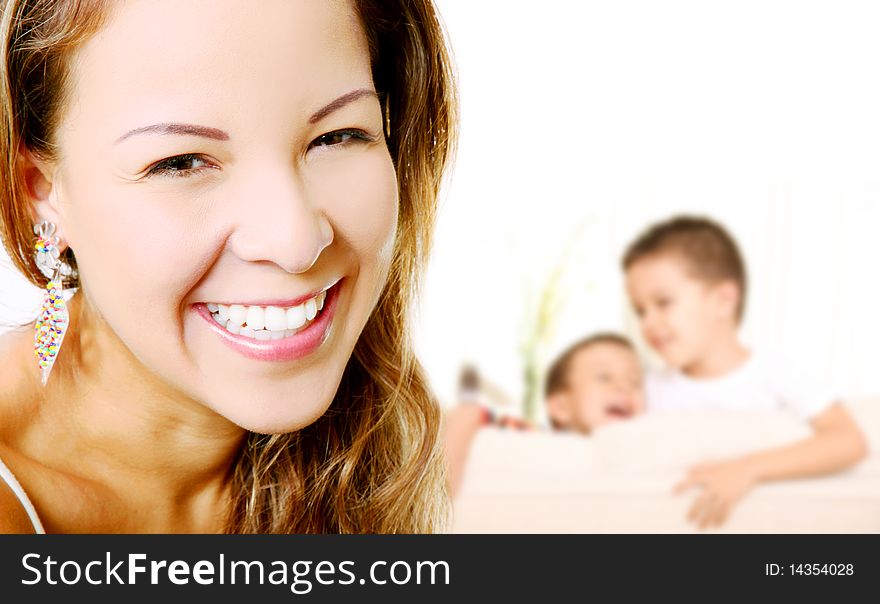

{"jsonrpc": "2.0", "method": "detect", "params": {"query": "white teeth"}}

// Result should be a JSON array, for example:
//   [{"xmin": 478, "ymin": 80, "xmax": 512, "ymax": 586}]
[
  {"xmin": 207, "ymin": 288, "xmax": 330, "ymax": 342},
  {"xmin": 305, "ymin": 298, "xmax": 317, "ymax": 321},
  {"xmin": 245, "ymin": 306, "xmax": 265, "ymax": 331},
  {"xmin": 228, "ymin": 304, "xmax": 247, "ymax": 327},
  {"xmin": 264, "ymin": 306, "xmax": 288, "ymax": 331},
  {"xmin": 286, "ymin": 305, "xmax": 307, "ymax": 329}
]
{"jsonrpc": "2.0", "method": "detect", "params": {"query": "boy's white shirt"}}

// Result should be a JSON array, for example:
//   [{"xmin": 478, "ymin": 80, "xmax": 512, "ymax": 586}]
[{"xmin": 646, "ymin": 350, "xmax": 837, "ymax": 421}]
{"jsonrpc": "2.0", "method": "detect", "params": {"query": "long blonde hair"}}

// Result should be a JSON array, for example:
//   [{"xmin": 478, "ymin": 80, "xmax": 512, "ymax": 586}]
[{"xmin": 0, "ymin": 0, "xmax": 458, "ymax": 533}]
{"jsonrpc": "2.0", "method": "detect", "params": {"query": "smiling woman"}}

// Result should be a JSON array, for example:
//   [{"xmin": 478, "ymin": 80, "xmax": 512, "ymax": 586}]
[{"xmin": 0, "ymin": 0, "xmax": 457, "ymax": 533}]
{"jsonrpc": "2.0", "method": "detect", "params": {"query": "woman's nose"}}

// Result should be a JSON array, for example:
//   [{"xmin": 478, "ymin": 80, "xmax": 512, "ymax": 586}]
[{"xmin": 226, "ymin": 166, "xmax": 333, "ymax": 274}]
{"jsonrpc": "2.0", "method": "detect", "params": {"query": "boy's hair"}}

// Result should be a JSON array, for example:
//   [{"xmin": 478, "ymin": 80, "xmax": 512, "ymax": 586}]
[
  {"xmin": 544, "ymin": 333, "xmax": 634, "ymax": 398},
  {"xmin": 622, "ymin": 215, "xmax": 748, "ymax": 322}
]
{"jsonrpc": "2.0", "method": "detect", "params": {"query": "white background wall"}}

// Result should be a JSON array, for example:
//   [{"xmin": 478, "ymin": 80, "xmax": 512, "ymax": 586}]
[
  {"xmin": 2, "ymin": 1, "xmax": 879, "ymax": 409},
  {"xmin": 0, "ymin": 255, "xmax": 41, "ymax": 328},
  {"xmin": 417, "ymin": 0, "xmax": 880, "ymax": 408}
]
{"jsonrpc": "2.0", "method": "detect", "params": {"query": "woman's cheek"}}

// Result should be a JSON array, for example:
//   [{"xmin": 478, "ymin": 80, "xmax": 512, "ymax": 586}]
[
  {"xmin": 104, "ymin": 203, "xmax": 198, "ymax": 295},
  {"xmin": 313, "ymin": 148, "xmax": 399, "ymax": 271},
  {"xmin": 62, "ymin": 178, "xmax": 210, "ymax": 348}
]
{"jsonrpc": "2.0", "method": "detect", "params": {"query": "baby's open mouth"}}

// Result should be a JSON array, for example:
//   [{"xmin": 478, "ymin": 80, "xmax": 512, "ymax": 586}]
[
  {"xmin": 605, "ymin": 403, "xmax": 634, "ymax": 418},
  {"xmin": 205, "ymin": 290, "xmax": 326, "ymax": 341}
]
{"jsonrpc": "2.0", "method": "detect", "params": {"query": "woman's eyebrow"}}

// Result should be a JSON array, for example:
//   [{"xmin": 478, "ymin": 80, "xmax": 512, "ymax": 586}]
[
  {"xmin": 115, "ymin": 123, "xmax": 230, "ymax": 144},
  {"xmin": 309, "ymin": 88, "xmax": 378, "ymax": 124},
  {"xmin": 114, "ymin": 89, "xmax": 376, "ymax": 144}
]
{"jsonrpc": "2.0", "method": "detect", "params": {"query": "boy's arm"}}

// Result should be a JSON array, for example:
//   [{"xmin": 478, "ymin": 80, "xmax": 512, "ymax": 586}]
[
  {"xmin": 743, "ymin": 403, "xmax": 868, "ymax": 481},
  {"xmin": 675, "ymin": 402, "xmax": 869, "ymax": 529}
]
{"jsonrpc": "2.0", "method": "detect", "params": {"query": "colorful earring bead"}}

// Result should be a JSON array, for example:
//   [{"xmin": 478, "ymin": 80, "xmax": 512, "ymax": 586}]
[{"xmin": 33, "ymin": 220, "xmax": 70, "ymax": 386}]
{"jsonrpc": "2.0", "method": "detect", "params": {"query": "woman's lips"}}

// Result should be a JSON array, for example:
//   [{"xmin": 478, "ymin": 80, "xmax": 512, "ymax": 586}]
[{"xmin": 194, "ymin": 282, "xmax": 340, "ymax": 362}]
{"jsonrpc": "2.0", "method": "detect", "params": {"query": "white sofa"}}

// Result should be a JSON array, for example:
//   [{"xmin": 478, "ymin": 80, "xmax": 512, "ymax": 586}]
[{"xmin": 452, "ymin": 399, "xmax": 880, "ymax": 533}]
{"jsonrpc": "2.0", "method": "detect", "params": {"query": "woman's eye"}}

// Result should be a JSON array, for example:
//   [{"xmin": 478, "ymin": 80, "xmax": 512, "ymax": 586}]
[
  {"xmin": 309, "ymin": 129, "xmax": 372, "ymax": 150},
  {"xmin": 146, "ymin": 154, "xmax": 216, "ymax": 179}
]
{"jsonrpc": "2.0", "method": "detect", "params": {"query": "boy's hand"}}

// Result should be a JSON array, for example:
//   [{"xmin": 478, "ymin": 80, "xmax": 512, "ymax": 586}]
[
  {"xmin": 673, "ymin": 458, "xmax": 758, "ymax": 530},
  {"xmin": 671, "ymin": 404, "xmax": 867, "ymax": 531}
]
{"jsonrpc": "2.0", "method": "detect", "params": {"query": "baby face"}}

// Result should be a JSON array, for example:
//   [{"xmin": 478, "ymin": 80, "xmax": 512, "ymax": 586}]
[
  {"xmin": 40, "ymin": 0, "xmax": 397, "ymax": 433},
  {"xmin": 551, "ymin": 343, "xmax": 645, "ymax": 433},
  {"xmin": 625, "ymin": 253, "xmax": 734, "ymax": 374}
]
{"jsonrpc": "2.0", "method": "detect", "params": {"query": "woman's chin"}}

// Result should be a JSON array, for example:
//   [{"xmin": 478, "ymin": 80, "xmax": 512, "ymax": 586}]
[
  {"xmin": 201, "ymin": 382, "xmax": 341, "ymax": 435},
  {"xmin": 221, "ymin": 402, "xmax": 335, "ymax": 435}
]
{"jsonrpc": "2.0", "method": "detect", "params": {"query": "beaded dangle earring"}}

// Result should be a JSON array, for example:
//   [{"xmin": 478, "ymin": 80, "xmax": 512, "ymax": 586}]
[{"xmin": 33, "ymin": 220, "xmax": 76, "ymax": 386}]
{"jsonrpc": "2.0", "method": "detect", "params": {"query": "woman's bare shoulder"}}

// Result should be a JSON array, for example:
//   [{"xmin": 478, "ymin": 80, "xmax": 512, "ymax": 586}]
[
  {"xmin": 0, "ymin": 327, "xmax": 39, "ymax": 426},
  {"xmin": 0, "ymin": 325, "xmax": 32, "ymax": 375},
  {"xmin": 0, "ymin": 329, "xmax": 37, "ymax": 533},
  {"xmin": 0, "ymin": 478, "xmax": 37, "ymax": 534}
]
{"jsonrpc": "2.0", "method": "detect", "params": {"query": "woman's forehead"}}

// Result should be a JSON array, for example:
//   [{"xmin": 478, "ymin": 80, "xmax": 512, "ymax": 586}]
[{"xmin": 61, "ymin": 0, "xmax": 371, "ymax": 142}]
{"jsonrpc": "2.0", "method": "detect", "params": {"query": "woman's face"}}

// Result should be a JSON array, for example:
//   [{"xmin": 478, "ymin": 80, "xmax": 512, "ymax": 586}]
[{"xmin": 47, "ymin": 0, "xmax": 398, "ymax": 432}]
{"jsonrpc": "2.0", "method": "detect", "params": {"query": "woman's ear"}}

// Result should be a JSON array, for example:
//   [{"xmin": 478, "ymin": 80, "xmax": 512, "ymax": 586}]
[{"xmin": 18, "ymin": 145, "xmax": 68, "ymax": 247}]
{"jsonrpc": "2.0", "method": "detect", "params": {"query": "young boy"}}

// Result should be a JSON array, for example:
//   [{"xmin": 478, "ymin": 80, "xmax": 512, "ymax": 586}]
[
  {"xmin": 623, "ymin": 215, "xmax": 868, "ymax": 529},
  {"xmin": 444, "ymin": 334, "xmax": 645, "ymax": 497},
  {"xmin": 543, "ymin": 333, "xmax": 645, "ymax": 433}
]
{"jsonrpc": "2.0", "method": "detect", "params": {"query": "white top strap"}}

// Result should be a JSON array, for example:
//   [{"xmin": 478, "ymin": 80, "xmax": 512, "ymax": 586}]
[{"xmin": 0, "ymin": 455, "xmax": 46, "ymax": 534}]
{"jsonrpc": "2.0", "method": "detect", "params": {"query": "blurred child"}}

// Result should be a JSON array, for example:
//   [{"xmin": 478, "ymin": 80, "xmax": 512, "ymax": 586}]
[
  {"xmin": 543, "ymin": 333, "xmax": 645, "ymax": 433},
  {"xmin": 445, "ymin": 333, "xmax": 645, "ymax": 497},
  {"xmin": 623, "ymin": 215, "xmax": 868, "ymax": 529}
]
